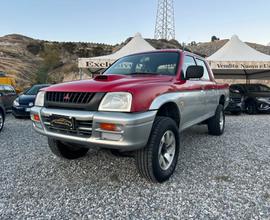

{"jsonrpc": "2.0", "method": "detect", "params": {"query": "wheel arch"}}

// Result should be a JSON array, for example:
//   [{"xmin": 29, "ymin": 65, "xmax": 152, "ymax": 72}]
[
  {"xmin": 245, "ymin": 97, "xmax": 256, "ymax": 104},
  {"xmin": 149, "ymin": 93, "xmax": 182, "ymax": 127},
  {"xmin": 155, "ymin": 102, "xmax": 181, "ymax": 127},
  {"xmin": 219, "ymin": 95, "xmax": 226, "ymax": 106}
]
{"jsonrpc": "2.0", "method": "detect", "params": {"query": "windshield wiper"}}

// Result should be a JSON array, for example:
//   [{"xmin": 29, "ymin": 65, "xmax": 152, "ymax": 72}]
[{"xmin": 128, "ymin": 72, "xmax": 158, "ymax": 75}]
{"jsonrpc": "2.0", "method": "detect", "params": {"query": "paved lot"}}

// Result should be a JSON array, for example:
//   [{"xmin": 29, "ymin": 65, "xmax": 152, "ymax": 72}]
[{"xmin": 0, "ymin": 114, "xmax": 270, "ymax": 219}]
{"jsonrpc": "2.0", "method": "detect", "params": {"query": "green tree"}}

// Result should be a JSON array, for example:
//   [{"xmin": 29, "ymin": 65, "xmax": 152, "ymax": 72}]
[
  {"xmin": 93, "ymin": 46, "xmax": 105, "ymax": 56},
  {"xmin": 35, "ymin": 44, "xmax": 61, "ymax": 83},
  {"xmin": 211, "ymin": 36, "xmax": 220, "ymax": 42}
]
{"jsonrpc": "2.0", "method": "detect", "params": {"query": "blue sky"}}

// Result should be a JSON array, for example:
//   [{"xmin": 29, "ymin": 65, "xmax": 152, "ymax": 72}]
[{"xmin": 0, "ymin": 0, "xmax": 269, "ymax": 45}]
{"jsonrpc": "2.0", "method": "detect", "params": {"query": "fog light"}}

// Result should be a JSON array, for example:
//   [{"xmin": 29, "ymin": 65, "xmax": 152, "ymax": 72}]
[{"xmin": 101, "ymin": 132, "xmax": 122, "ymax": 141}]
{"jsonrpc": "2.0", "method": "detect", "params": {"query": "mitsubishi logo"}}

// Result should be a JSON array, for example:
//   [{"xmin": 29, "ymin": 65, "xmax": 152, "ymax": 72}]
[{"xmin": 63, "ymin": 93, "xmax": 70, "ymax": 101}]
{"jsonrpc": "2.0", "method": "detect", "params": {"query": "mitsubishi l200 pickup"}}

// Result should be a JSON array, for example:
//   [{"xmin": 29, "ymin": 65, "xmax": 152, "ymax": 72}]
[{"xmin": 31, "ymin": 50, "xmax": 229, "ymax": 182}]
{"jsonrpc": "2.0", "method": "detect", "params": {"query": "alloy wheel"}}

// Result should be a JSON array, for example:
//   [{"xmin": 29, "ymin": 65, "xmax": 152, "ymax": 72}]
[
  {"xmin": 158, "ymin": 130, "xmax": 176, "ymax": 171},
  {"xmin": 0, "ymin": 113, "xmax": 3, "ymax": 130},
  {"xmin": 219, "ymin": 110, "xmax": 224, "ymax": 130}
]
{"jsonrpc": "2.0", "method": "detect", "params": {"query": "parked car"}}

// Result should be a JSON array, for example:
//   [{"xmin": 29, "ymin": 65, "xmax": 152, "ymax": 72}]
[
  {"xmin": 230, "ymin": 84, "xmax": 270, "ymax": 114},
  {"xmin": 12, "ymin": 84, "xmax": 51, "ymax": 118},
  {"xmin": 0, "ymin": 84, "xmax": 17, "ymax": 111},
  {"xmin": 225, "ymin": 87, "xmax": 243, "ymax": 115},
  {"xmin": 31, "ymin": 50, "xmax": 229, "ymax": 183},
  {"xmin": 0, "ymin": 98, "xmax": 6, "ymax": 132}
]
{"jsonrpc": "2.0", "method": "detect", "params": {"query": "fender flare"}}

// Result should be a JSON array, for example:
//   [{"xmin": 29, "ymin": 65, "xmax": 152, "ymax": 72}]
[{"xmin": 149, "ymin": 92, "xmax": 182, "ymax": 113}]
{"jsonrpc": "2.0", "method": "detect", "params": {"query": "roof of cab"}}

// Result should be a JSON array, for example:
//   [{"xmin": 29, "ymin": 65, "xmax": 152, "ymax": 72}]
[{"xmin": 121, "ymin": 49, "xmax": 206, "ymax": 60}]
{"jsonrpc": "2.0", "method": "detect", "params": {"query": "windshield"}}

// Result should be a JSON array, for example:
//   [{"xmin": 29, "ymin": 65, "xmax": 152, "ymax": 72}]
[
  {"xmin": 24, "ymin": 85, "xmax": 49, "ymax": 95},
  {"xmin": 104, "ymin": 52, "xmax": 179, "ymax": 76},
  {"xmin": 245, "ymin": 84, "xmax": 270, "ymax": 92}
]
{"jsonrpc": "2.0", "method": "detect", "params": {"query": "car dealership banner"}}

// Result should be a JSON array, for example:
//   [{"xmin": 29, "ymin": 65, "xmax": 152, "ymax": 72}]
[
  {"xmin": 208, "ymin": 61, "xmax": 270, "ymax": 79},
  {"xmin": 208, "ymin": 61, "xmax": 270, "ymax": 70},
  {"xmin": 78, "ymin": 58, "xmax": 115, "ymax": 69}
]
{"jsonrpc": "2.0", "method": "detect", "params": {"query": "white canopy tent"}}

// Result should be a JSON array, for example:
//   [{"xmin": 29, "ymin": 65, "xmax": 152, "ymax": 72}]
[
  {"xmin": 78, "ymin": 33, "xmax": 155, "ymax": 70},
  {"xmin": 207, "ymin": 35, "xmax": 270, "ymax": 80}
]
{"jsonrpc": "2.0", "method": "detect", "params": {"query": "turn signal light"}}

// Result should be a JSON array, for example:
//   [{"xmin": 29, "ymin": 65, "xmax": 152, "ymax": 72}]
[
  {"xmin": 100, "ymin": 123, "xmax": 117, "ymax": 131},
  {"xmin": 32, "ymin": 114, "xmax": 40, "ymax": 122}
]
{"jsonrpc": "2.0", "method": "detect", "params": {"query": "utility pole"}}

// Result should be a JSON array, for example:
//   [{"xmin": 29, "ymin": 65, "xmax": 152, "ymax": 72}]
[{"xmin": 154, "ymin": 0, "xmax": 175, "ymax": 40}]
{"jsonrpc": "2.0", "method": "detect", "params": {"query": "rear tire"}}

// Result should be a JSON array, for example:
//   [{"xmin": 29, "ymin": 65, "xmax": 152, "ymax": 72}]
[
  {"xmin": 0, "ymin": 110, "xmax": 4, "ymax": 132},
  {"xmin": 110, "ymin": 149, "xmax": 134, "ymax": 157},
  {"xmin": 135, "ymin": 116, "xmax": 180, "ymax": 183},
  {"xmin": 48, "ymin": 138, "xmax": 89, "ymax": 159},
  {"xmin": 207, "ymin": 104, "xmax": 225, "ymax": 136}
]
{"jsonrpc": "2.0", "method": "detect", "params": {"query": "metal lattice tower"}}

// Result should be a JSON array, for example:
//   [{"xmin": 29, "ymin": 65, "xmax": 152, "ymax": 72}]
[{"xmin": 154, "ymin": 0, "xmax": 175, "ymax": 40}]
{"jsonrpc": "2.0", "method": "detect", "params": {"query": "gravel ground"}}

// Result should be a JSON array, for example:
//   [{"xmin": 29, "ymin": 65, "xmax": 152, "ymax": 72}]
[{"xmin": 0, "ymin": 114, "xmax": 270, "ymax": 219}]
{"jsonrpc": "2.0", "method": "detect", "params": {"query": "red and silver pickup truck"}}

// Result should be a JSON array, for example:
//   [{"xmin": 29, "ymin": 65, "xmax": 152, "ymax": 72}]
[{"xmin": 31, "ymin": 50, "xmax": 229, "ymax": 182}]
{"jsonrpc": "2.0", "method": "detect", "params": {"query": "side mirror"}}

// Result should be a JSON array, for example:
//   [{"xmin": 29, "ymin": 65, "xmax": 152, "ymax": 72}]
[{"xmin": 186, "ymin": 65, "xmax": 204, "ymax": 79}]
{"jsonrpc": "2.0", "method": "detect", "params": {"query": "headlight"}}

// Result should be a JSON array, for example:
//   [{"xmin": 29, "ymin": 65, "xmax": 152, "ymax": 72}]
[
  {"xmin": 35, "ymin": 91, "xmax": 46, "ymax": 107},
  {"xmin": 13, "ymin": 99, "xmax": 20, "ymax": 107},
  {"xmin": 257, "ymin": 97, "xmax": 270, "ymax": 103},
  {"xmin": 99, "ymin": 92, "xmax": 132, "ymax": 112}
]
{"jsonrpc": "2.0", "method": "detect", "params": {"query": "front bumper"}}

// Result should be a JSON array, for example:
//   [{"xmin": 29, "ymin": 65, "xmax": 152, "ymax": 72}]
[
  {"xmin": 225, "ymin": 102, "xmax": 243, "ymax": 112},
  {"xmin": 31, "ymin": 107, "xmax": 156, "ymax": 151},
  {"xmin": 12, "ymin": 106, "xmax": 31, "ymax": 117}
]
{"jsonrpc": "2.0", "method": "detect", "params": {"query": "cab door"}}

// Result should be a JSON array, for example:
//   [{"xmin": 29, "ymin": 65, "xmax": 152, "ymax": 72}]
[
  {"xmin": 195, "ymin": 58, "xmax": 217, "ymax": 117},
  {"xmin": 177, "ymin": 55, "xmax": 207, "ymax": 130}
]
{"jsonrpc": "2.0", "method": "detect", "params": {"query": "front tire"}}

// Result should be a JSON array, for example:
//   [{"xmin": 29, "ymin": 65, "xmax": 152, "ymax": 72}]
[
  {"xmin": 230, "ymin": 111, "xmax": 241, "ymax": 115},
  {"xmin": 48, "ymin": 138, "xmax": 89, "ymax": 159},
  {"xmin": 207, "ymin": 104, "xmax": 225, "ymax": 136},
  {"xmin": 135, "ymin": 116, "xmax": 180, "ymax": 183},
  {"xmin": 246, "ymin": 102, "xmax": 257, "ymax": 115},
  {"xmin": 0, "ymin": 110, "xmax": 4, "ymax": 132}
]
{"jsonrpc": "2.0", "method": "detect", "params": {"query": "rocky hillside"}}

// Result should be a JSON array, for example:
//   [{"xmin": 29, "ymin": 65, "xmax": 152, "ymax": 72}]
[
  {"xmin": 0, "ymin": 34, "xmax": 113, "ymax": 88},
  {"xmin": 0, "ymin": 34, "xmax": 270, "ymax": 89}
]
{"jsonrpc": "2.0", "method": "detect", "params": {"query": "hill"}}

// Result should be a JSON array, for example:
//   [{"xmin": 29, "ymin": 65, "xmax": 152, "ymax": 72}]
[
  {"xmin": 0, "ymin": 34, "xmax": 113, "ymax": 88},
  {"xmin": 0, "ymin": 34, "xmax": 270, "ymax": 89}
]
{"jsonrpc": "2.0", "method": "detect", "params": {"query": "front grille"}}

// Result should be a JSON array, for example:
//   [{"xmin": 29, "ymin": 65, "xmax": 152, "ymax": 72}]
[
  {"xmin": 42, "ymin": 116, "xmax": 92, "ymax": 138},
  {"xmin": 46, "ymin": 92, "xmax": 95, "ymax": 104},
  {"xmin": 44, "ymin": 92, "xmax": 105, "ymax": 111},
  {"xmin": 231, "ymin": 97, "xmax": 241, "ymax": 103}
]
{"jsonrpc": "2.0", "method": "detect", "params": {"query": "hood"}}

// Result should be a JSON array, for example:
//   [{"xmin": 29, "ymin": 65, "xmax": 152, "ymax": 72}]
[
  {"xmin": 45, "ymin": 74, "xmax": 174, "ymax": 93},
  {"xmin": 44, "ymin": 74, "xmax": 176, "ymax": 112},
  {"xmin": 18, "ymin": 94, "xmax": 36, "ymax": 105},
  {"xmin": 247, "ymin": 92, "xmax": 270, "ymax": 98}
]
